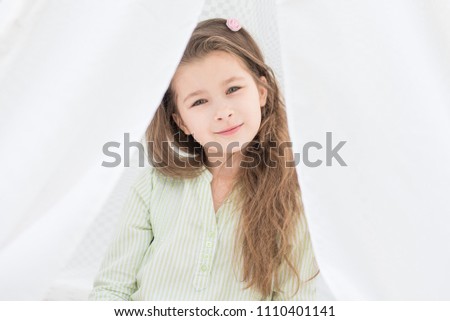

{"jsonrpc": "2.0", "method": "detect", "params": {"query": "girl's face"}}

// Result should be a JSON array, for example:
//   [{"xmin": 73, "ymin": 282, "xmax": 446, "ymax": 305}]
[{"xmin": 172, "ymin": 50, "xmax": 267, "ymax": 160}]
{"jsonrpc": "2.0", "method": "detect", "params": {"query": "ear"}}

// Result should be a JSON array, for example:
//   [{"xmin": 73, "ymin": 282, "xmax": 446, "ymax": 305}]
[
  {"xmin": 258, "ymin": 76, "xmax": 268, "ymax": 107},
  {"xmin": 172, "ymin": 113, "xmax": 191, "ymax": 135}
]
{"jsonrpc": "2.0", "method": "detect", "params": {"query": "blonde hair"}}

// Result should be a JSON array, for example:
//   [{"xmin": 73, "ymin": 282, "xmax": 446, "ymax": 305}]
[{"xmin": 146, "ymin": 18, "xmax": 308, "ymax": 298}]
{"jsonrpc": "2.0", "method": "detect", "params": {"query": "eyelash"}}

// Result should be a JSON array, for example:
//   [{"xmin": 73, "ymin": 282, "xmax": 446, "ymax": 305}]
[{"xmin": 191, "ymin": 86, "xmax": 241, "ymax": 107}]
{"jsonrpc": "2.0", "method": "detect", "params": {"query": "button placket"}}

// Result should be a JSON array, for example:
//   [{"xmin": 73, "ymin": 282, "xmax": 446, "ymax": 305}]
[
  {"xmin": 193, "ymin": 179, "xmax": 218, "ymax": 291},
  {"xmin": 193, "ymin": 225, "xmax": 217, "ymax": 291},
  {"xmin": 200, "ymin": 228, "xmax": 217, "ymax": 271}
]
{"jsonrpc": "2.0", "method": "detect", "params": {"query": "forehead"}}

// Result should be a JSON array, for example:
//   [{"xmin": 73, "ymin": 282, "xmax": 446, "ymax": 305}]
[{"xmin": 173, "ymin": 51, "xmax": 253, "ymax": 93}]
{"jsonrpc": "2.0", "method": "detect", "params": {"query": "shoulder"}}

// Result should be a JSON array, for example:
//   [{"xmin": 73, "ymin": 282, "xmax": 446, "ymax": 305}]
[
  {"xmin": 131, "ymin": 166, "xmax": 186, "ymax": 195},
  {"xmin": 131, "ymin": 166, "xmax": 155, "ymax": 193}
]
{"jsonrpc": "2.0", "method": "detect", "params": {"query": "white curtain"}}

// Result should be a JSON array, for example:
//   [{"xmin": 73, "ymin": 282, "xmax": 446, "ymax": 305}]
[
  {"xmin": 1, "ymin": 0, "xmax": 449, "ymax": 300},
  {"xmin": 278, "ymin": 0, "xmax": 450, "ymax": 300},
  {"xmin": 0, "ymin": 0, "xmax": 206, "ymax": 300}
]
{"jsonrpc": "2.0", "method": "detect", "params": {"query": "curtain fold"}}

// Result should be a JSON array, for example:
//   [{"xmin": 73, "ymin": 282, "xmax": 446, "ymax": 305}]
[
  {"xmin": 277, "ymin": 0, "xmax": 450, "ymax": 299},
  {"xmin": 0, "ymin": 0, "xmax": 205, "ymax": 300}
]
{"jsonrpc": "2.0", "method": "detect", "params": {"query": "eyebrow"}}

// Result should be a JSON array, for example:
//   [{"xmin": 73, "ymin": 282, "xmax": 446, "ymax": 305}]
[{"xmin": 182, "ymin": 76, "xmax": 246, "ymax": 104}]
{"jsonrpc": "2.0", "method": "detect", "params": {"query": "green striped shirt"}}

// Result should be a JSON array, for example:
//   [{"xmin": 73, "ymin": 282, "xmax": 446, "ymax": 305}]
[{"xmin": 89, "ymin": 166, "xmax": 319, "ymax": 300}]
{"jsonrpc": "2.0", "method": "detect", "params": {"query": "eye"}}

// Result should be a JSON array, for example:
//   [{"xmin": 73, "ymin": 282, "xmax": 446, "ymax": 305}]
[
  {"xmin": 227, "ymin": 86, "xmax": 241, "ymax": 94},
  {"xmin": 192, "ymin": 99, "xmax": 207, "ymax": 107}
]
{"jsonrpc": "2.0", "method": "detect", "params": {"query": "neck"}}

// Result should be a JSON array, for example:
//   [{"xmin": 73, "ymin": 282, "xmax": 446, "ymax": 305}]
[{"xmin": 205, "ymin": 152, "xmax": 241, "ymax": 181}]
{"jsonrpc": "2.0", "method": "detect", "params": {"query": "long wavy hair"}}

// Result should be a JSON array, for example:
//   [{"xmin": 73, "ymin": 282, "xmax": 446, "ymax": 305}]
[{"xmin": 145, "ymin": 18, "xmax": 311, "ymax": 298}]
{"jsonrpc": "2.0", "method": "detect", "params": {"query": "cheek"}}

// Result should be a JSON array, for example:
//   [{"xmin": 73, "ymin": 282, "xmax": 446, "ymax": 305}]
[
  {"xmin": 181, "ymin": 113, "xmax": 197, "ymax": 128},
  {"xmin": 250, "ymin": 112, "xmax": 262, "ymax": 130},
  {"xmin": 247, "ymin": 100, "xmax": 262, "ymax": 121},
  {"xmin": 185, "ymin": 114, "xmax": 207, "ymax": 132},
  {"xmin": 249, "ymin": 108, "xmax": 262, "ymax": 132},
  {"xmin": 183, "ymin": 116, "xmax": 210, "ymax": 142}
]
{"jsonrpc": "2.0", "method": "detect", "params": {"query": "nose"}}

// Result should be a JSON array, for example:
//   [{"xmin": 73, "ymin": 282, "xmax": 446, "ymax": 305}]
[{"xmin": 215, "ymin": 105, "xmax": 234, "ymax": 121}]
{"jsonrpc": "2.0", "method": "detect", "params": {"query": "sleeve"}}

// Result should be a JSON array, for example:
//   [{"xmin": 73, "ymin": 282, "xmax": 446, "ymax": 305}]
[
  {"xmin": 272, "ymin": 211, "xmax": 320, "ymax": 301},
  {"xmin": 88, "ymin": 170, "xmax": 154, "ymax": 300}
]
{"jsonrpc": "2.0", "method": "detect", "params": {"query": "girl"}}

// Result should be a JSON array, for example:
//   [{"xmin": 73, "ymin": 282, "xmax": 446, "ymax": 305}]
[{"xmin": 89, "ymin": 18, "xmax": 319, "ymax": 301}]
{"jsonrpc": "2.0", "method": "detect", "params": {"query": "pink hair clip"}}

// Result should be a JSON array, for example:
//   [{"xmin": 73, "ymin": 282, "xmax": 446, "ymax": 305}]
[{"xmin": 226, "ymin": 18, "xmax": 241, "ymax": 32}]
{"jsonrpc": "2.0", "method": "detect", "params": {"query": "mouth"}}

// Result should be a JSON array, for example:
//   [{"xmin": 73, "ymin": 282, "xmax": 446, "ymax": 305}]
[{"xmin": 215, "ymin": 123, "xmax": 244, "ymax": 135}]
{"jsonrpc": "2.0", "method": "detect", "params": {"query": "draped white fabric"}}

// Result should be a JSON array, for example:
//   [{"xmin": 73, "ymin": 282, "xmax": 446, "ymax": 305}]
[
  {"xmin": 0, "ymin": 0, "xmax": 449, "ymax": 300},
  {"xmin": 278, "ymin": 0, "xmax": 450, "ymax": 300},
  {"xmin": 0, "ymin": 0, "xmax": 206, "ymax": 300}
]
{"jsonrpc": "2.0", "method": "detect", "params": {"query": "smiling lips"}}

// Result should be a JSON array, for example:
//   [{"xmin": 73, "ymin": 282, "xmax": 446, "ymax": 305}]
[{"xmin": 215, "ymin": 123, "xmax": 244, "ymax": 135}]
